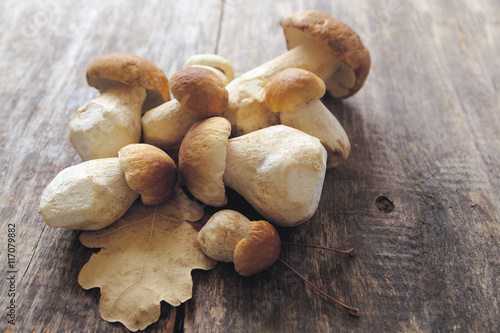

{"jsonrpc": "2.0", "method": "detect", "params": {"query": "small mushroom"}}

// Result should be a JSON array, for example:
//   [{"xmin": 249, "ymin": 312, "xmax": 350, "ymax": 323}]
[
  {"xmin": 142, "ymin": 66, "xmax": 229, "ymax": 150},
  {"xmin": 223, "ymin": 10, "xmax": 370, "ymax": 135},
  {"xmin": 197, "ymin": 210, "xmax": 281, "ymax": 276},
  {"xmin": 265, "ymin": 68, "xmax": 350, "ymax": 168},
  {"xmin": 118, "ymin": 143, "xmax": 177, "ymax": 205},
  {"xmin": 178, "ymin": 117, "xmax": 231, "ymax": 207},
  {"xmin": 197, "ymin": 209, "xmax": 360, "ymax": 314},
  {"xmin": 223, "ymin": 125, "xmax": 327, "ymax": 227},
  {"xmin": 69, "ymin": 53, "xmax": 169, "ymax": 161}
]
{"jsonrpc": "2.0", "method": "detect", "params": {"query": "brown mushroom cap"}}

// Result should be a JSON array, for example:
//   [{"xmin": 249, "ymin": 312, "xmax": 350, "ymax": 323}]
[
  {"xmin": 281, "ymin": 10, "xmax": 371, "ymax": 98},
  {"xmin": 118, "ymin": 143, "xmax": 177, "ymax": 205},
  {"xmin": 234, "ymin": 220, "xmax": 281, "ymax": 276},
  {"xmin": 179, "ymin": 117, "xmax": 231, "ymax": 207},
  {"xmin": 169, "ymin": 66, "xmax": 229, "ymax": 117},
  {"xmin": 265, "ymin": 68, "xmax": 326, "ymax": 112},
  {"xmin": 86, "ymin": 53, "xmax": 170, "ymax": 111}
]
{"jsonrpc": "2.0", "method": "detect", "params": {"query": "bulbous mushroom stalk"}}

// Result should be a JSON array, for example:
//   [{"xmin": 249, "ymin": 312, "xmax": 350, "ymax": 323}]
[
  {"xmin": 39, "ymin": 158, "xmax": 139, "ymax": 230},
  {"xmin": 223, "ymin": 10, "xmax": 370, "ymax": 135},
  {"xmin": 265, "ymin": 68, "xmax": 350, "ymax": 168},
  {"xmin": 69, "ymin": 53, "xmax": 170, "ymax": 161},
  {"xmin": 197, "ymin": 210, "xmax": 281, "ymax": 276},
  {"xmin": 223, "ymin": 125, "xmax": 327, "ymax": 227},
  {"xmin": 142, "ymin": 65, "xmax": 230, "ymax": 150}
]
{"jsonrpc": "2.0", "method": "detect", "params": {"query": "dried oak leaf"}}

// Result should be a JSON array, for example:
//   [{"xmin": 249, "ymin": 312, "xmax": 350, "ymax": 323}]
[{"xmin": 78, "ymin": 188, "xmax": 215, "ymax": 331}]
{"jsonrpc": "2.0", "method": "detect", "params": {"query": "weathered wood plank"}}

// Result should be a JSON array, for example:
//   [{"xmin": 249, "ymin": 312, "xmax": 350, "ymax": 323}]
[
  {"xmin": 1, "ymin": 0, "xmax": 499, "ymax": 332},
  {"xmin": 184, "ymin": 0, "xmax": 500, "ymax": 332},
  {"xmin": 1, "ymin": 1, "xmax": 223, "ymax": 332}
]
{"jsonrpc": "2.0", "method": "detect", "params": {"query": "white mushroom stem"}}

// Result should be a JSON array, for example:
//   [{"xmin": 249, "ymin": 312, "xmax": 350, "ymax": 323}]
[
  {"xmin": 39, "ymin": 158, "xmax": 139, "ymax": 230},
  {"xmin": 280, "ymin": 100, "xmax": 351, "ymax": 168},
  {"xmin": 224, "ymin": 39, "xmax": 345, "ymax": 135},
  {"xmin": 223, "ymin": 125, "xmax": 327, "ymax": 227},
  {"xmin": 69, "ymin": 82, "xmax": 146, "ymax": 161},
  {"xmin": 142, "ymin": 100, "xmax": 199, "ymax": 150}
]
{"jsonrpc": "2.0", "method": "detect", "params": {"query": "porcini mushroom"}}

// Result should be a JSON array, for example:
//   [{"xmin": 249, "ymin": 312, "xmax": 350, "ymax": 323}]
[
  {"xmin": 142, "ymin": 66, "xmax": 229, "ymax": 150},
  {"xmin": 265, "ymin": 68, "xmax": 350, "ymax": 168},
  {"xmin": 197, "ymin": 210, "xmax": 281, "ymax": 276},
  {"xmin": 223, "ymin": 125, "xmax": 327, "ymax": 227},
  {"xmin": 178, "ymin": 117, "xmax": 231, "ymax": 207},
  {"xmin": 40, "ymin": 143, "xmax": 177, "ymax": 230},
  {"xmin": 69, "ymin": 53, "xmax": 169, "ymax": 161},
  {"xmin": 118, "ymin": 143, "xmax": 177, "ymax": 205},
  {"xmin": 223, "ymin": 10, "xmax": 370, "ymax": 135}
]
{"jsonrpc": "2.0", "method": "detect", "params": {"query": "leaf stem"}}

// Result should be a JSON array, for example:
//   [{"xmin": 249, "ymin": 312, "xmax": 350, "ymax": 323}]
[
  {"xmin": 278, "ymin": 258, "xmax": 359, "ymax": 317},
  {"xmin": 282, "ymin": 242, "xmax": 355, "ymax": 257}
]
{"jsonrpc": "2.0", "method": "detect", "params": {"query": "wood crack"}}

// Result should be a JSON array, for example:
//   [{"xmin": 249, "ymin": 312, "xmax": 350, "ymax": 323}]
[{"xmin": 214, "ymin": 0, "xmax": 226, "ymax": 54}]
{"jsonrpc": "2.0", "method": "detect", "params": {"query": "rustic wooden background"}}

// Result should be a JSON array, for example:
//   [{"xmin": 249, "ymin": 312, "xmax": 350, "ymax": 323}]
[{"xmin": 1, "ymin": 0, "xmax": 499, "ymax": 332}]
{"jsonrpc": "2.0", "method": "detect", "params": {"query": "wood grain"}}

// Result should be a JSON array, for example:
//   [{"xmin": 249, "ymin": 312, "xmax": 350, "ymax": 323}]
[{"xmin": 1, "ymin": 0, "xmax": 499, "ymax": 332}]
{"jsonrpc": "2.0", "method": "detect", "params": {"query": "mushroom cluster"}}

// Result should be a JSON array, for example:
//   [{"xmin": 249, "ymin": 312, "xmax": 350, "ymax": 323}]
[{"xmin": 40, "ymin": 10, "xmax": 370, "ymax": 278}]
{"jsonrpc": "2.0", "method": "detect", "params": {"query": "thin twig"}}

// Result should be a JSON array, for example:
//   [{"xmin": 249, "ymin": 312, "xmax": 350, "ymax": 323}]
[
  {"xmin": 282, "ymin": 242, "xmax": 355, "ymax": 257},
  {"xmin": 278, "ymin": 258, "xmax": 359, "ymax": 317}
]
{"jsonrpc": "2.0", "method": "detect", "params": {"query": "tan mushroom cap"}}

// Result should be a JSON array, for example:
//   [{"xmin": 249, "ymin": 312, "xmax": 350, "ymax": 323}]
[
  {"xmin": 234, "ymin": 220, "xmax": 281, "ymax": 276},
  {"xmin": 183, "ymin": 54, "xmax": 235, "ymax": 82},
  {"xmin": 118, "ymin": 143, "xmax": 177, "ymax": 205},
  {"xmin": 265, "ymin": 68, "xmax": 326, "ymax": 112},
  {"xmin": 281, "ymin": 10, "xmax": 371, "ymax": 98},
  {"xmin": 179, "ymin": 117, "xmax": 231, "ymax": 207},
  {"xmin": 169, "ymin": 66, "xmax": 229, "ymax": 117},
  {"xmin": 86, "ymin": 53, "xmax": 170, "ymax": 111}
]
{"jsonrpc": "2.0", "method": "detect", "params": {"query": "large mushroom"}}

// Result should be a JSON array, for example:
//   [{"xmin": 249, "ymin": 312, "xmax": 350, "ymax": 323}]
[
  {"xmin": 223, "ymin": 10, "xmax": 370, "ymax": 135},
  {"xmin": 40, "ymin": 144, "xmax": 177, "ymax": 230},
  {"xmin": 69, "ymin": 53, "xmax": 169, "ymax": 161}
]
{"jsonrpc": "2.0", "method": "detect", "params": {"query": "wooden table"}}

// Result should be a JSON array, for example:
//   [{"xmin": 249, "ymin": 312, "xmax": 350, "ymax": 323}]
[{"xmin": 1, "ymin": 0, "xmax": 499, "ymax": 332}]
